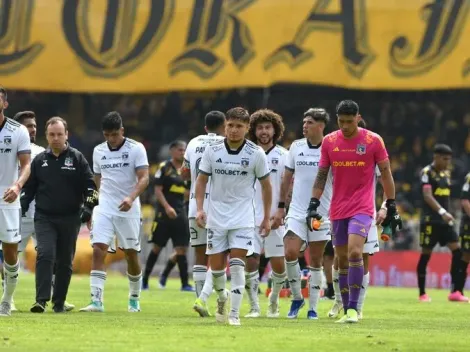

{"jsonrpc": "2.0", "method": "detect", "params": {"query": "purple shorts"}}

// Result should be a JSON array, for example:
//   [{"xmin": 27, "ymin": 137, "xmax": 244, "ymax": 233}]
[{"xmin": 332, "ymin": 214, "xmax": 373, "ymax": 246}]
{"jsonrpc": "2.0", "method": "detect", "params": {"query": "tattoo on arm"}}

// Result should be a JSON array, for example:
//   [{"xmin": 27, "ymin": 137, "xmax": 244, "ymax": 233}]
[{"xmin": 313, "ymin": 167, "xmax": 329, "ymax": 191}]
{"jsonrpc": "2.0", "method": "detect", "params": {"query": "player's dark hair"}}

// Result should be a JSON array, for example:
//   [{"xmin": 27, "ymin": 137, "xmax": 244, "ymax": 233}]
[
  {"xmin": 226, "ymin": 107, "xmax": 249, "ymax": 123},
  {"xmin": 46, "ymin": 116, "xmax": 68, "ymax": 132},
  {"xmin": 0, "ymin": 86, "xmax": 7, "ymax": 100},
  {"xmin": 304, "ymin": 108, "xmax": 330, "ymax": 124},
  {"xmin": 102, "ymin": 111, "xmax": 123, "ymax": 131},
  {"xmin": 248, "ymin": 109, "xmax": 285, "ymax": 143},
  {"xmin": 433, "ymin": 144, "xmax": 452, "ymax": 156},
  {"xmin": 336, "ymin": 100, "xmax": 359, "ymax": 116},
  {"xmin": 205, "ymin": 110, "xmax": 226, "ymax": 131},
  {"xmin": 358, "ymin": 119, "xmax": 367, "ymax": 128},
  {"xmin": 169, "ymin": 140, "xmax": 186, "ymax": 149},
  {"xmin": 13, "ymin": 111, "xmax": 36, "ymax": 124}
]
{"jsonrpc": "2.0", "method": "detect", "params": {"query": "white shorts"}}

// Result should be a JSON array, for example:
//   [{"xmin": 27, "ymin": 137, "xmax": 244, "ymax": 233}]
[
  {"xmin": 253, "ymin": 226, "xmax": 284, "ymax": 258},
  {"xmin": 284, "ymin": 217, "xmax": 331, "ymax": 244},
  {"xmin": 19, "ymin": 219, "xmax": 36, "ymax": 252},
  {"xmin": 0, "ymin": 209, "xmax": 21, "ymax": 244},
  {"xmin": 189, "ymin": 218, "xmax": 207, "ymax": 247},
  {"xmin": 364, "ymin": 224, "xmax": 380, "ymax": 254},
  {"xmin": 90, "ymin": 209, "xmax": 141, "ymax": 252},
  {"xmin": 206, "ymin": 227, "xmax": 254, "ymax": 255}
]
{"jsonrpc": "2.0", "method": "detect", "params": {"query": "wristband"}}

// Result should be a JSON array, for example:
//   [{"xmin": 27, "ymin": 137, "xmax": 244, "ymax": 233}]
[
  {"xmin": 278, "ymin": 202, "xmax": 285, "ymax": 209},
  {"xmin": 438, "ymin": 208, "xmax": 447, "ymax": 216}
]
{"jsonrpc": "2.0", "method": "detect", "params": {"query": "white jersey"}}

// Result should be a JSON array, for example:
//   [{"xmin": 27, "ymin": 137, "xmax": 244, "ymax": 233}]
[
  {"xmin": 93, "ymin": 138, "xmax": 149, "ymax": 219},
  {"xmin": 23, "ymin": 143, "xmax": 46, "ymax": 219},
  {"xmin": 254, "ymin": 144, "xmax": 288, "ymax": 225},
  {"xmin": 199, "ymin": 138, "xmax": 270, "ymax": 230},
  {"xmin": 184, "ymin": 133, "xmax": 224, "ymax": 218},
  {"xmin": 285, "ymin": 138, "xmax": 333, "ymax": 221},
  {"xmin": 0, "ymin": 117, "xmax": 31, "ymax": 210}
]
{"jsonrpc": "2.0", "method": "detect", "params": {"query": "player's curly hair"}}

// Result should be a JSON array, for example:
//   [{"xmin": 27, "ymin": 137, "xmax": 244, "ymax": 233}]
[{"xmin": 248, "ymin": 109, "xmax": 285, "ymax": 143}]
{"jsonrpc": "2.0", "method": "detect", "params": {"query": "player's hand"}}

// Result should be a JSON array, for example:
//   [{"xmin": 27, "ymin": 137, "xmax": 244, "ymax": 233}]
[
  {"xmin": 165, "ymin": 206, "xmax": 177, "ymax": 219},
  {"xmin": 3, "ymin": 183, "xmax": 21, "ymax": 203},
  {"xmin": 442, "ymin": 212, "xmax": 454, "ymax": 225},
  {"xmin": 118, "ymin": 197, "xmax": 134, "ymax": 212},
  {"xmin": 271, "ymin": 208, "xmax": 285, "ymax": 230},
  {"xmin": 382, "ymin": 199, "xmax": 403, "ymax": 236},
  {"xmin": 259, "ymin": 217, "xmax": 271, "ymax": 238},
  {"xmin": 80, "ymin": 205, "xmax": 93, "ymax": 223},
  {"xmin": 86, "ymin": 219, "xmax": 92, "ymax": 231},
  {"xmin": 306, "ymin": 197, "xmax": 322, "ymax": 231},
  {"xmin": 196, "ymin": 210, "xmax": 207, "ymax": 228},
  {"xmin": 375, "ymin": 208, "xmax": 387, "ymax": 226}
]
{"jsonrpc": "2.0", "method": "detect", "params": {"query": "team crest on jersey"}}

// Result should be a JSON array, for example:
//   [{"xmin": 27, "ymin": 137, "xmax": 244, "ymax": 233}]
[
  {"xmin": 356, "ymin": 144, "xmax": 366, "ymax": 155},
  {"xmin": 3, "ymin": 136, "xmax": 11, "ymax": 145},
  {"xmin": 64, "ymin": 157, "xmax": 73, "ymax": 167},
  {"xmin": 122, "ymin": 152, "xmax": 129, "ymax": 160},
  {"xmin": 241, "ymin": 158, "xmax": 249, "ymax": 168},
  {"xmin": 271, "ymin": 158, "xmax": 279, "ymax": 166}
]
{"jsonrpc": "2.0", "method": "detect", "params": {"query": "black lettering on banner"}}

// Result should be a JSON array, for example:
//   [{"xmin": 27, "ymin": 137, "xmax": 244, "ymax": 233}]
[
  {"xmin": 265, "ymin": 0, "xmax": 374, "ymax": 78},
  {"xmin": 0, "ymin": 0, "xmax": 44, "ymax": 75},
  {"xmin": 390, "ymin": 0, "xmax": 469, "ymax": 77},
  {"xmin": 169, "ymin": 0, "xmax": 256, "ymax": 79},
  {"xmin": 62, "ymin": 0, "xmax": 175, "ymax": 78}
]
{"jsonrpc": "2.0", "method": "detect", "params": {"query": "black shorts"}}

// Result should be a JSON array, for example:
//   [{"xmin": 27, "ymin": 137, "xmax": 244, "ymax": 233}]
[
  {"xmin": 459, "ymin": 221, "xmax": 470, "ymax": 253},
  {"xmin": 149, "ymin": 212, "xmax": 190, "ymax": 248},
  {"xmin": 324, "ymin": 240, "xmax": 334, "ymax": 257},
  {"xmin": 419, "ymin": 222, "xmax": 458, "ymax": 249}
]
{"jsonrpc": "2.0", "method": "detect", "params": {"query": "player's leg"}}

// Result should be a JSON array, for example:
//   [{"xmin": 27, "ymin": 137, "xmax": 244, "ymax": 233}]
[
  {"xmin": 446, "ymin": 231, "xmax": 468, "ymax": 301},
  {"xmin": 322, "ymin": 240, "xmax": 335, "ymax": 299},
  {"xmin": 206, "ymin": 229, "xmax": 229, "ymax": 323},
  {"xmin": 264, "ymin": 226, "xmax": 285, "ymax": 318},
  {"xmin": 458, "ymin": 223, "xmax": 470, "ymax": 297},
  {"xmin": 171, "ymin": 214, "xmax": 193, "ymax": 291},
  {"xmin": 227, "ymin": 228, "xmax": 254, "ymax": 326},
  {"xmin": 244, "ymin": 228, "xmax": 262, "ymax": 318},
  {"xmin": 328, "ymin": 252, "xmax": 343, "ymax": 318},
  {"xmin": 283, "ymin": 218, "xmax": 306, "ymax": 318},
  {"xmin": 79, "ymin": 210, "xmax": 113, "ymax": 312},
  {"xmin": 417, "ymin": 222, "xmax": 437, "ymax": 302},
  {"xmin": 142, "ymin": 217, "xmax": 169, "ymax": 289},
  {"xmin": 298, "ymin": 252, "xmax": 308, "ymax": 270},
  {"xmin": 189, "ymin": 219, "xmax": 209, "ymax": 298},
  {"xmin": 258, "ymin": 253, "xmax": 269, "ymax": 281}
]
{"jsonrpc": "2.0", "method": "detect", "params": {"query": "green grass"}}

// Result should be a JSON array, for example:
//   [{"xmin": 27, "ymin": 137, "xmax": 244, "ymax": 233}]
[{"xmin": 1, "ymin": 273, "xmax": 468, "ymax": 351}]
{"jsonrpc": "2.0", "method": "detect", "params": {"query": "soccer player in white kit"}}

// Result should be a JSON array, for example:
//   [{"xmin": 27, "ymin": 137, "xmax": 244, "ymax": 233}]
[
  {"xmin": 180, "ymin": 110, "xmax": 226, "ymax": 316},
  {"xmin": 195, "ymin": 107, "xmax": 272, "ymax": 326},
  {"xmin": 0, "ymin": 88, "xmax": 31, "ymax": 316},
  {"xmin": 80, "ymin": 112, "xmax": 149, "ymax": 313},
  {"xmin": 273, "ymin": 108, "xmax": 333, "ymax": 320},
  {"xmin": 244, "ymin": 109, "xmax": 288, "ymax": 318}
]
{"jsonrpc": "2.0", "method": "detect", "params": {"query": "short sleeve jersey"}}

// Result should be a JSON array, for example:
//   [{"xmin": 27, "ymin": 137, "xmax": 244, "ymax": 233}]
[
  {"xmin": 319, "ymin": 128, "xmax": 388, "ymax": 220},
  {"xmin": 254, "ymin": 145, "xmax": 288, "ymax": 225},
  {"xmin": 93, "ymin": 138, "xmax": 149, "ymax": 219},
  {"xmin": 23, "ymin": 143, "xmax": 46, "ymax": 218},
  {"xmin": 420, "ymin": 164, "xmax": 451, "ymax": 224},
  {"xmin": 183, "ymin": 133, "xmax": 224, "ymax": 218},
  {"xmin": 154, "ymin": 159, "xmax": 188, "ymax": 215},
  {"xmin": 285, "ymin": 138, "xmax": 333, "ymax": 221},
  {"xmin": 0, "ymin": 117, "xmax": 31, "ymax": 209},
  {"xmin": 199, "ymin": 139, "xmax": 270, "ymax": 230}
]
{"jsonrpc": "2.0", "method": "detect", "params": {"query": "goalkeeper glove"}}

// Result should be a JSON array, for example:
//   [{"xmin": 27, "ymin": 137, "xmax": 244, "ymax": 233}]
[
  {"xmin": 306, "ymin": 197, "xmax": 322, "ymax": 231},
  {"xmin": 381, "ymin": 199, "xmax": 403, "ymax": 238}
]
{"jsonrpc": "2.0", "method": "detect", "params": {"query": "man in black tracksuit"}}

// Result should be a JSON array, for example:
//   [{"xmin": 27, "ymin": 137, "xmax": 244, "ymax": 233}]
[{"xmin": 21, "ymin": 117, "xmax": 98, "ymax": 313}]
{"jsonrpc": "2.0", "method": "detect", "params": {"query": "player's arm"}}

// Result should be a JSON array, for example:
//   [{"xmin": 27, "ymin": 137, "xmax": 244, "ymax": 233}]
[
  {"xmin": 17, "ymin": 153, "xmax": 31, "ymax": 189},
  {"xmin": 377, "ymin": 159, "xmax": 395, "ymax": 201},
  {"xmin": 20, "ymin": 156, "xmax": 38, "ymax": 214},
  {"xmin": 92, "ymin": 149, "xmax": 102, "ymax": 191},
  {"xmin": 255, "ymin": 151, "xmax": 272, "ymax": 235},
  {"xmin": 94, "ymin": 174, "xmax": 101, "ymax": 191},
  {"xmin": 3, "ymin": 135, "xmax": 31, "ymax": 203},
  {"xmin": 195, "ymin": 173, "xmax": 209, "ymax": 213},
  {"xmin": 79, "ymin": 152, "xmax": 99, "ymax": 222},
  {"xmin": 421, "ymin": 169, "xmax": 448, "ymax": 213},
  {"xmin": 461, "ymin": 175, "xmax": 470, "ymax": 217},
  {"xmin": 129, "ymin": 167, "xmax": 150, "ymax": 201},
  {"xmin": 312, "ymin": 138, "xmax": 330, "ymax": 200}
]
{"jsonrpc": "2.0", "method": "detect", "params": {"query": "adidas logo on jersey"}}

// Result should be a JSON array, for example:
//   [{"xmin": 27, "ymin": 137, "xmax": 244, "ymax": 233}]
[
  {"xmin": 101, "ymin": 156, "xmax": 106, "ymax": 160},
  {"xmin": 333, "ymin": 147, "xmax": 339, "ymax": 152},
  {"xmin": 216, "ymin": 158, "xmax": 222, "ymax": 163},
  {"xmin": 298, "ymin": 152, "xmax": 304, "ymax": 156}
]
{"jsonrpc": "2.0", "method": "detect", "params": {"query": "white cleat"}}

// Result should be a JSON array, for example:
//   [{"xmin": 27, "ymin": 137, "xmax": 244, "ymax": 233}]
[
  {"xmin": 357, "ymin": 310, "xmax": 363, "ymax": 320},
  {"xmin": 244, "ymin": 309, "xmax": 261, "ymax": 318},
  {"xmin": 128, "ymin": 299, "xmax": 141, "ymax": 313},
  {"xmin": 64, "ymin": 301, "xmax": 75, "ymax": 312},
  {"xmin": 215, "ymin": 289, "xmax": 229, "ymax": 323},
  {"xmin": 79, "ymin": 301, "xmax": 104, "ymax": 312},
  {"xmin": 10, "ymin": 301, "xmax": 18, "ymax": 312},
  {"xmin": 228, "ymin": 315, "xmax": 241, "ymax": 326},
  {"xmin": 0, "ymin": 302, "xmax": 11, "ymax": 317},
  {"xmin": 267, "ymin": 294, "xmax": 280, "ymax": 318},
  {"xmin": 328, "ymin": 301, "xmax": 343, "ymax": 318}
]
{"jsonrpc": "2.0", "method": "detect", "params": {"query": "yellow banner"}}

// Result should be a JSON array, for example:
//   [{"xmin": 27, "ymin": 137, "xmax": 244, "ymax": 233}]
[{"xmin": 1, "ymin": 0, "xmax": 470, "ymax": 92}]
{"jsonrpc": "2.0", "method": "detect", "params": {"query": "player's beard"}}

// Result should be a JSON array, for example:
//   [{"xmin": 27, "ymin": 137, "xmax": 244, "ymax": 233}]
[
  {"xmin": 30, "ymin": 136, "xmax": 36, "ymax": 143},
  {"xmin": 257, "ymin": 135, "xmax": 273, "ymax": 146}
]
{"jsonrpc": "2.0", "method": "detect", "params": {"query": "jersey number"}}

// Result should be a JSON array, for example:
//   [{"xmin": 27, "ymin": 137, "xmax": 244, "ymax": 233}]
[{"xmin": 195, "ymin": 157, "xmax": 202, "ymax": 176}]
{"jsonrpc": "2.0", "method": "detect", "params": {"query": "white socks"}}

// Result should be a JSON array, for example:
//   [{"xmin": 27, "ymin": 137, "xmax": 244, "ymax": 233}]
[
  {"xmin": 193, "ymin": 265, "xmax": 207, "ymax": 298},
  {"xmin": 229, "ymin": 258, "xmax": 245, "ymax": 318},
  {"xmin": 90, "ymin": 270, "xmax": 106, "ymax": 303},
  {"xmin": 127, "ymin": 271, "xmax": 142, "ymax": 300},
  {"xmin": 245, "ymin": 270, "xmax": 259, "ymax": 311},
  {"xmin": 286, "ymin": 260, "xmax": 302, "ymax": 300},
  {"xmin": 270, "ymin": 270, "xmax": 286, "ymax": 303},
  {"xmin": 357, "ymin": 272, "xmax": 370, "ymax": 312},
  {"xmin": 332, "ymin": 267, "xmax": 342, "ymax": 304},
  {"xmin": 308, "ymin": 267, "xmax": 322, "ymax": 312},
  {"xmin": 212, "ymin": 269, "xmax": 227, "ymax": 301},
  {"xmin": 200, "ymin": 268, "xmax": 213, "ymax": 302},
  {"xmin": 1, "ymin": 260, "xmax": 19, "ymax": 304}
]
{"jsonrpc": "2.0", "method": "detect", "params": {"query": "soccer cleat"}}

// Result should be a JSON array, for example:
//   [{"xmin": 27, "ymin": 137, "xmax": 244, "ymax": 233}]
[
  {"xmin": 267, "ymin": 294, "xmax": 280, "ymax": 318},
  {"xmin": 193, "ymin": 298, "xmax": 211, "ymax": 317},
  {"xmin": 10, "ymin": 300, "xmax": 18, "ymax": 312},
  {"xmin": 345, "ymin": 308, "xmax": 359, "ymax": 323},
  {"xmin": 307, "ymin": 309, "xmax": 318, "ymax": 320},
  {"xmin": 53, "ymin": 305, "xmax": 66, "ymax": 313},
  {"xmin": 159, "ymin": 276, "xmax": 167, "ymax": 289},
  {"xmin": 357, "ymin": 310, "xmax": 363, "ymax": 320},
  {"xmin": 419, "ymin": 294, "xmax": 431, "ymax": 302},
  {"xmin": 128, "ymin": 299, "xmax": 141, "ymax": 312},
  {"xmin": 287, "ymin": 298, "xmax": 305, "ymax": 319},
  {"xmin": 448, "ymin": 291, "xmax": 469, "ymax": 302},
  {"xmin": 328, "ymin": 301, "xmax": 343, "ymax": 318},
  {"xmin": 64, "ymin": 301, "xmax": 75, "ymax": 312},
  {"xmin": 245, "ymin": 309, "xmax": 261, "ymax": 318},
  {"xmin": 181, "ymin": 285, "xmax": 195, "ymax": 292},
  {"xmin": 79, "ymin": 301, "xmax": 104, "ymax": 312},
  {"xmin": 142, "ymin": 279, "xmax": 149, "ymax": 291},
  {"xmin": 228, "ymin": 315, "xmax": 241, "ymax": 326},
  {"xmin": 335, "ymin": 314, "xmax": 348, "ymax": 324},
  {"xmin": 30, "ymin": 301, "xmax": 46, "ymax": 313},
  {"xmin": 215, "ymin": 289, "xmax": 229, "ymax": 323},
  {"xmin": 0, "ymin": 302, "xmax": 11, "ymax": 316}
]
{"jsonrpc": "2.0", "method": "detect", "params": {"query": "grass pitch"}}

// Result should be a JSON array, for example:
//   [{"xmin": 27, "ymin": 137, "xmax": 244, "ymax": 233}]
[{"xmin": 1, "ymin": 273, "xmax": 468, "ymax": 351}]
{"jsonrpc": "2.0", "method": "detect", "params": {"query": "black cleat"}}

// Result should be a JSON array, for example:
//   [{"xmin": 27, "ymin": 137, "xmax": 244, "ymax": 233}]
[{"xmin": 30, "ymin": 301, "xmax": 46, "ymax": 313}]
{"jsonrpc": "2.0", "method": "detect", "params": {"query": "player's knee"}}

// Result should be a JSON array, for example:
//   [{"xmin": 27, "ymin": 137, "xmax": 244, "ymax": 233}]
[
  {"xmin": 194, "ymin": 246, "xmax": 207, "ymax": 265},
  {"xmin": 348, "ymin": 248, "xmax": 362, "ymax": 261},
  {"xmin": 151, "ymin": 245, "xmax": 161, "ymax": 254},
  {"xmin": 174, "ymin": 246, "xmax": 187, "ymax": 255},
  {"xmin": 284, "ymin": 248, "xmax": 298, "ymax": 262},
  {"xmin": 246, "ymin": 254, "xmax": 259, "ymax": 272}
]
